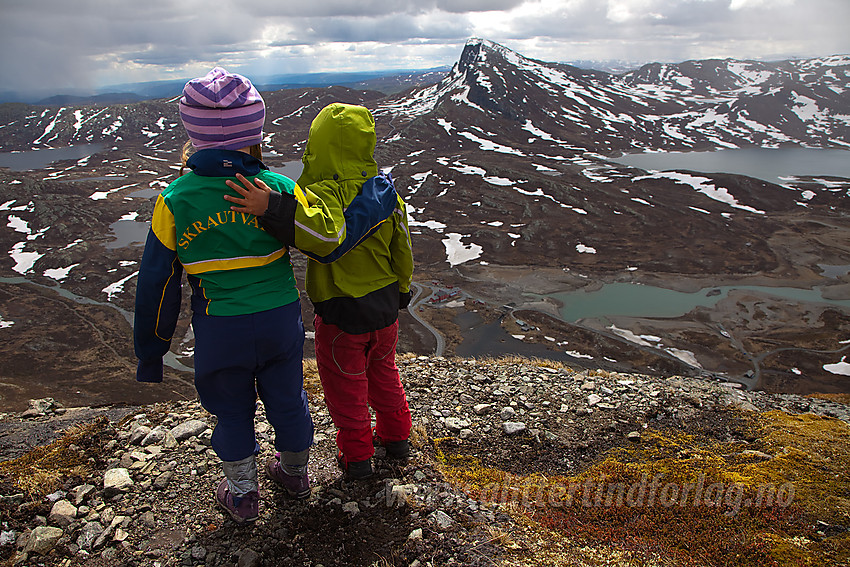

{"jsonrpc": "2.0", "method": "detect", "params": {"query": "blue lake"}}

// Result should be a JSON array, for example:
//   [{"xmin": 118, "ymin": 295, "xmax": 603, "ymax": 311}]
[
  {"xmin": 269, "ymin": 160, "xmax": 303, "ymax": 181},
  {"xmin": 609, "ymin": 147, "xmax": 850, "ymax": 185},
  {"xmin": 550, "ymin": 283, "xmax": 850, "ymax": 323},
  {"xmin": 0, "ymin": 144, "xmax": 106, "ymax": 171},
  {"xmin": 107, "ymin": 219, "xmax": 149, "ymax": 249}
]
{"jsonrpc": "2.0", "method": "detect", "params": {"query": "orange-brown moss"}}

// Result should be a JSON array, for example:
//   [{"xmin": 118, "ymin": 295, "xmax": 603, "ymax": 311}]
[
  {"xmin": 0, "ymin": 417, "xmax": 113, "ymax": 500},
  {"xmin": 434, "ymin": 410, "xmax": 850, "ymax": 567},
  {"xmin": 302, "ymin": 357, "xmax": 323, "ymax": 401},
  {"xmin": 806, "ymin": 393, "xmax": 850, "ymax": 406}
]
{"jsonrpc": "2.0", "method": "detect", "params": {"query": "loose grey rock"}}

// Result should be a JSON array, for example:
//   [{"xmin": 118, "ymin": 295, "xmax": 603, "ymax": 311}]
[
  {"xmin": 72, "ymin": 484, "xmax": 96, "ymax": 506},
  {"xmin": 128, "ymin": 425, "xmax": 151, "ymax": 445},
  {"xmin": 237, "ymin": 548, "xmax": 261, "ymax": 567},
  {"xmin": 76, "ymin": 521, "xmax": 103, "ymax": 551},
  {"xmin": 114, "ymin": 527, "xmax": 129, "ymax": 542},
  {"xmin": 473, "ymin": 403, "xmax": 492, "ymax": 415},
  {"xmin": 93, "ymin": 515, "xmax": 128, "ymax": 549},
  {"xmin": 627, "ymin": 431, "xmax": 642, "ymax": 442},
  {"xmin": 103, "ymin": 468, "xmax": 133, "ymax": 497},
  {"xmin": 48, "ymin": 500, "xmax": 76, "ymax": 528},
  {"xmin": 502, "ymin": 421, "xmax": 527, "ymax": 435},
  {"xmin": 170, "ymin": 419, "xmax": 208, "ymax": 442},
  {"xmin": 429, "ymin": 510, "xmax": 455, "ymax": 530},
  {"xmin": 163, "ymin": 431, "xmax": 179, "ymax": 449},
  {"xmin": 408, "ymin": 528, "xmax": 423, "ymax": 540},
  {"xmin": 342, "ymin": 502, "xmax": 360, "ymax": 515},
  {"xmin": 587, "ymin": 394, "xmax": 603, "ymax": 407},
  {"xmin": 445, "ymin": 417, "xmax": 471, "ymax": 432},
  {"xmin": 23, "ymin": 526, "xmax": 63, "ymax": 555}
]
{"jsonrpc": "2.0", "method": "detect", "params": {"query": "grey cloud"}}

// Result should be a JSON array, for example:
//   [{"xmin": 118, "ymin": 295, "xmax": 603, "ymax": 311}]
[
  {"xmin": 247, "ymin": 0, "xmax": 525, "ymax": 17},
  {"xmin": 434, "ymin": 0, "xmax": 526, "ymax": 13},
  {"xmin": 1, "ymin": 0, "xmax": 847, "ymax": 98},
  {"xmin": 498, "ymin": 0, "xmax": 849, "ymax": 61},
  {"xmin": 269, "ymin": 13, "xmax": 473, "ymax": 46}
]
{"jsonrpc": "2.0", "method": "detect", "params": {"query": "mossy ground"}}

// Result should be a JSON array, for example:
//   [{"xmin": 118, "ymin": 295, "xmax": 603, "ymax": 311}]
[
  {"xmin": 435, "ymin": 408, "xmax": 850, "ymax": 566},
  {"xmin": 0, "ymin": 417, "xmax": 115, "ymax": 501}
]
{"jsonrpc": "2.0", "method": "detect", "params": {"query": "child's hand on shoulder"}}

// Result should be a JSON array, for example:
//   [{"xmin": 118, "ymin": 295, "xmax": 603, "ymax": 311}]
[{"xmin": 225, "ymin": 173, "xmax": 271, "ymax": 216}]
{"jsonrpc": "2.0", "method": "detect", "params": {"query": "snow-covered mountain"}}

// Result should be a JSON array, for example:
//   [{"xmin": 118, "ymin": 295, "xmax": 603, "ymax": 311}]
[
  {"xmin": 377, "ymin": 38, "xmax": 849, "ymax": 152},
  {"xmin": 2, "ymin": 39, "xmax": 847, "ymax": 154}
]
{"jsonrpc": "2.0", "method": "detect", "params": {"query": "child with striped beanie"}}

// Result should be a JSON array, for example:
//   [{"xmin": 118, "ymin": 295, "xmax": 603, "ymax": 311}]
[
  {"xmin": 179, "ymin": 67, "xmax": 266, "ymax": 151},
  {"xmin": 134, "ymin": 67, "xmax": 314, "ymax": 524}
]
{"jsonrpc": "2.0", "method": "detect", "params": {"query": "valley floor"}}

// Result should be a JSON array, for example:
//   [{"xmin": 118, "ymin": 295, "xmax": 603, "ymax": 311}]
[{"xmin": 410, "ymin": 264, "xmax": 850, "ymax": 395}]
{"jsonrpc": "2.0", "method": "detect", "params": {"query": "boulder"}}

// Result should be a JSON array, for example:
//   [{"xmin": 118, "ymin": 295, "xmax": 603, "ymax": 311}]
[
  {"xmin": 23, "ymin": 526, "xmax": 63, "ymax": 555},
  {"xmin": 48, "ymin": 500, "xmax": 77, "ymax": 528},
  {"xmin": 103, "ymin": 468, "xmax": 133, "ymax": 497},
  {"xmin": 169, "ymin": 419, "xmax": 208, "ymax": 442}
]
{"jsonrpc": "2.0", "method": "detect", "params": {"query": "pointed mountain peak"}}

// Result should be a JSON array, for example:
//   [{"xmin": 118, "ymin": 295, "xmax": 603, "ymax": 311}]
[{"xmin": 459, "ymin": 38, "xmax": 520, "ymax": 69}]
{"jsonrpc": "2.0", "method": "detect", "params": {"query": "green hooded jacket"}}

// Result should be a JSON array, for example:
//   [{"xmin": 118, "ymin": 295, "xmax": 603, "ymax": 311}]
[{"xmin": 267, "ymin": 103, "xmax": 414, "ymax": 333}]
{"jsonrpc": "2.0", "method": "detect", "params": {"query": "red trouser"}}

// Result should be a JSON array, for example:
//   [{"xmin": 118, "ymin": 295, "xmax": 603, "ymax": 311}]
[{"xmin": 314, "ymin": 315, "xmax": 412, "ymax": 464}]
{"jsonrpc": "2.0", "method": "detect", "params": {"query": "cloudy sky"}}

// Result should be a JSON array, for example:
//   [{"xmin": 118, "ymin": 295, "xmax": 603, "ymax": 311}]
[{"xmin": 1, "ymin": 0, "xmax": 848, "ymax": 97}]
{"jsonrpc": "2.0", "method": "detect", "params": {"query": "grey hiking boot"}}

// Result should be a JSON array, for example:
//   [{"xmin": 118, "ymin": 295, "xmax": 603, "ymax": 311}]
[
  {"xmin": 215, "ymin": 478, "xmax": 259, "ymax": 524},
  {"xmin": 266, "ymin": 453, "xmax": 310, "ymax": 499}
]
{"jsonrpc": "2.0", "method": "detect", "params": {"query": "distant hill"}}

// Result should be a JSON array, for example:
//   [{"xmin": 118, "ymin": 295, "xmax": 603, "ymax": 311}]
[
  {"xmin": 36, "ymin": 93, "xmax": 143, "ymax": 107},
  {"xmin": 0, "ymin": 68, "xmax": 452, "ymax": 105}
]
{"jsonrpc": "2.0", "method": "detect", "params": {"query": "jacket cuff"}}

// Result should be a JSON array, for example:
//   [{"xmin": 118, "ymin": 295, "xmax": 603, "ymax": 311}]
[
  {"xmin": 260, "ymin": 191, "xmax": 296, "ymax": 247},
  {"xmin": 136, "ymin": 359, "xmax": 164, "ymax": 383}
]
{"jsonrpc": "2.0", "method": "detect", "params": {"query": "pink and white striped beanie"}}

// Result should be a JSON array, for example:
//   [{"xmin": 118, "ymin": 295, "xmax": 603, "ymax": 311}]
[{"xmin": 179, "ymin": 67, "xmax": 265, "ymax": 151}]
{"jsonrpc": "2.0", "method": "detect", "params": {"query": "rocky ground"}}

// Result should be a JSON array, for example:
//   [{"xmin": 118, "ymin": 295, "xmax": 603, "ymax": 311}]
[{"xmin": 1, "ymin": 355, "xmax": 849, "ymax": 567}]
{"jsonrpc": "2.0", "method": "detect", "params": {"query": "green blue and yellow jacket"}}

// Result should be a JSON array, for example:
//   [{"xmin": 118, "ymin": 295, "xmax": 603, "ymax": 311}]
[
  {"xmin": 261, "ymin": 103, "xmax": 414, "ymax": 334},
  {"xmin": 133, "ymin": 149, "xmax": 306, "ymax": 382}
]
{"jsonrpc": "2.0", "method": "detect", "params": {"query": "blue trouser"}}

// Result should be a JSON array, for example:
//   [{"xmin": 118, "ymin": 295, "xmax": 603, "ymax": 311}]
[{"xmin": 192, "ymin": 300, "xmax": 313, "ymax": 462}]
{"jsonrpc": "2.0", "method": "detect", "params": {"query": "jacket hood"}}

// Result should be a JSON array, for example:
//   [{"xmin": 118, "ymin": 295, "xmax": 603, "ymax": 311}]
[{"xmin": 297, "ymin": 103, "xmax": 378, "ymax": 187}]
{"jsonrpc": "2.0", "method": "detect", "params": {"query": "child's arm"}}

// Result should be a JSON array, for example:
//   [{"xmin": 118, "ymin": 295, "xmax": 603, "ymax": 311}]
[
  {"xmin": 224, "ymin": 174, "xmax": 347, "ymax": 255},
  {"xmin": 389, "ymin": 194, "xmax": 414, "ymax": 306},
  {"xmin": 133, "ymin": 195, "xmax": 183, "ymax": 383}
]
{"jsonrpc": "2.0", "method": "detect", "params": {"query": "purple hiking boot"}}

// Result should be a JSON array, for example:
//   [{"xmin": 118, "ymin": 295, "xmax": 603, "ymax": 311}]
[
  {"xmin": 266, "ymin": 453, "xmax": 311, "ymax": 499},
  {"xmin": 215, "ymin": 478, "xmax": 259, "ymax": 524}
]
